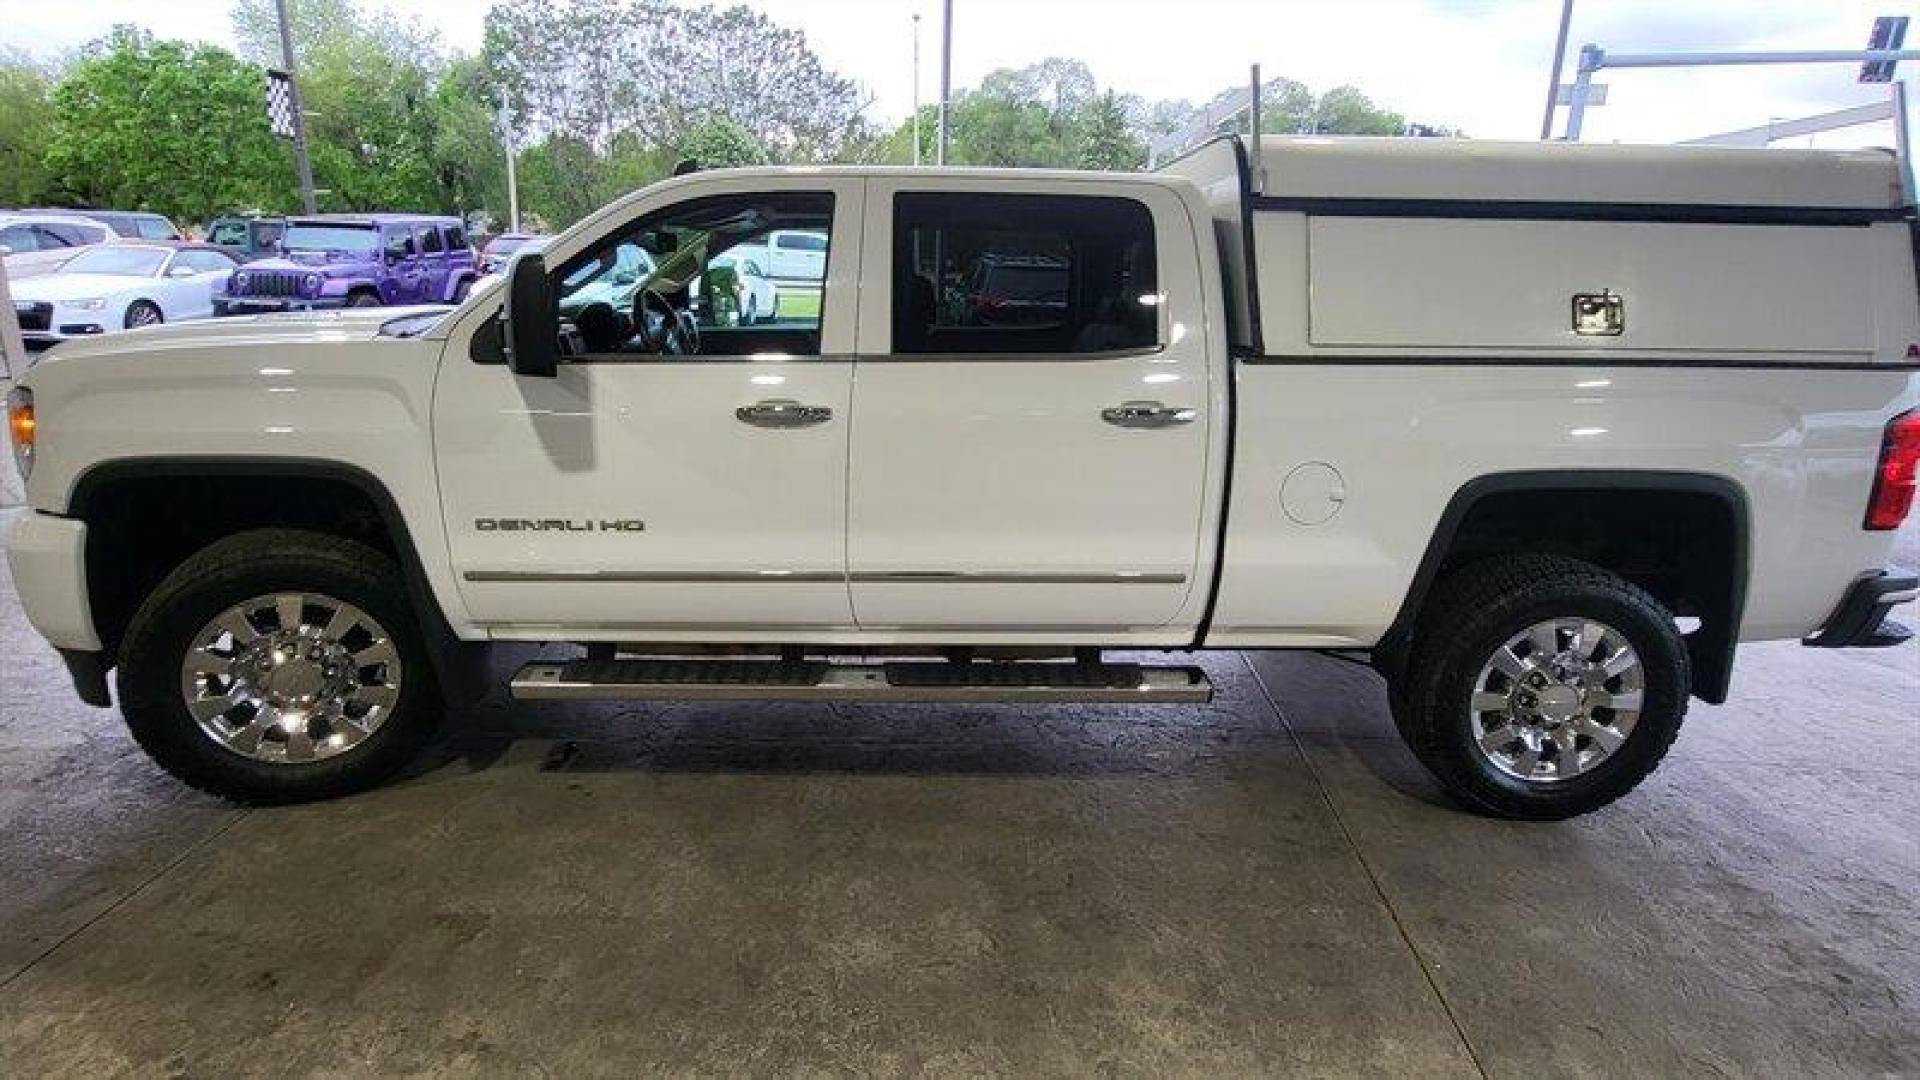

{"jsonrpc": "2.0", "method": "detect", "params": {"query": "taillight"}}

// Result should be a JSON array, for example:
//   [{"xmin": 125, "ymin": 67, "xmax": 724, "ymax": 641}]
[
  {"xmin": 6, "ymin": 386, "xmax": 32, "ymax": 480},
  {"xmin": 1865, "ymin": 407, "xmax": 1920, "ymax": 530}
]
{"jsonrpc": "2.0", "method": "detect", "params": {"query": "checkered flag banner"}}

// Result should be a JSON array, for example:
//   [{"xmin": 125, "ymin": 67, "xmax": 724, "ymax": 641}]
[{"xmin": 266, "ymin": 69, "xmax": 297, "ymax": 139}]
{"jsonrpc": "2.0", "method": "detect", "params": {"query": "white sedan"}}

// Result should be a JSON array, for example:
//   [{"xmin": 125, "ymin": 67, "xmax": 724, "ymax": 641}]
[
  {"xmin": 703, "ymin": 250, "xmax": 779, "ymax": 325},
  {"xmin": 9, "ymin": 243, "xmax": 239, "ymax": 351}
]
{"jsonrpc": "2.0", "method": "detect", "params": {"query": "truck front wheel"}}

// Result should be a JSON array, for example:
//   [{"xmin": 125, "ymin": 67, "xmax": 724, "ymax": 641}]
[
  {"xmin": 1394, "ymin": 555, "xmax": 1689, "ymax": 820},
  {"xmin": 115, "ymin": 529, "xmax": 441, "ymax": 803}
]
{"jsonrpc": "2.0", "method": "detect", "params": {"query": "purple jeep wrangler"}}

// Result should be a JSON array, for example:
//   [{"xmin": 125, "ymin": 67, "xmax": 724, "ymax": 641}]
[{"xmin": 214, "ymin": 214, "xmax": 476, "ymax": 315}]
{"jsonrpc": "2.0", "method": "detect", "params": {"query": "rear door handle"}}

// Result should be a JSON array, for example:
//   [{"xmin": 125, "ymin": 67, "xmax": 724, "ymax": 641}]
[
  {"xmin": 737, "ymin": 399, "xmax": 833, "ymax": 428},
  {"xmin": 1101, "ymin": 400, "xmax": 1197, "ymax": 428}
]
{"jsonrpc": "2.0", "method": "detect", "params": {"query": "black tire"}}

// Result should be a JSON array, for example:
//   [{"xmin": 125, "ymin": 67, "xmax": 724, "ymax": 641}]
[
  {"xmin": 346, "ymin": 291, "xmax": 382, "ymax": 308},
  {"xmin": 116, "ymin": 529, "xmax": 442, "ymax": 804},
  {"xmin": 1393, "ymin": 555, "xmax": 1689, "ymax": 820},
  {"xmin": 124, "ymin": 299, "xmax": 164, "ymax": 329}
]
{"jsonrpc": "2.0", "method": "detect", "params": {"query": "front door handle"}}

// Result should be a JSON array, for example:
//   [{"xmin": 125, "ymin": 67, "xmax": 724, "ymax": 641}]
[
  {"xmin": 737, "ymin": 399, "xmax": 833, "ymax": 428},
  {"xmin": 1101, "ymin": 400, "xmax": 1197, "ymax": 429}
]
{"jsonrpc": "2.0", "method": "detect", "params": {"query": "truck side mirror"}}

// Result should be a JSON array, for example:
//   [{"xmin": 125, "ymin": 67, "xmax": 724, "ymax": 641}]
[{"xmin": 504, "ymin": 253, "xmax": 558, "ymax": 378}]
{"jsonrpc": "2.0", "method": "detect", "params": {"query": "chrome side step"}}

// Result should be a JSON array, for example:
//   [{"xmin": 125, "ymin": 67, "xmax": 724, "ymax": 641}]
[{"xmin": 509, "ymin": 658, "xmax": 1212, "ymax": 704}]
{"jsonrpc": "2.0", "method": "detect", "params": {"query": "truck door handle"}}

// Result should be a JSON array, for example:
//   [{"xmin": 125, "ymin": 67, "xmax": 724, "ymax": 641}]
[
  {"xmin": 736, "ymin": 399, "xmax": 833, "ymax": 428},
  {"xmin": 1101, "ymin": 401, "xmax": 1197, "ymax": 428}
]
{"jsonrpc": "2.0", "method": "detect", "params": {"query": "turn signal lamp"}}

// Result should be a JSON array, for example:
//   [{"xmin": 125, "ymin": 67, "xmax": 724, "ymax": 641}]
[
  {"xmin": 5, "ymin": 386, "xmax": 32, "ymax": 480},
  {"xmin": 1865, "ymin": 407, "xmax": 1920, "ymax": 530}
]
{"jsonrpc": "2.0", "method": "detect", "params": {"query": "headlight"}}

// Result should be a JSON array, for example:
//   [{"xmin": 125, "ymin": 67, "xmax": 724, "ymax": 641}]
[
  {"xmin": 6, "ymin": 386, "xmax": 33, "ymax": 480},
  {"xmin": 67, "ymin": 298, "xmax": 108, "ymax": 311},
  {"xmin": 232, "ymin": 271, "xmax": 250, "ymax": 292},
  {"xmin": 303, "ymin": 273, "xmax": 321, "ymax": 294}
]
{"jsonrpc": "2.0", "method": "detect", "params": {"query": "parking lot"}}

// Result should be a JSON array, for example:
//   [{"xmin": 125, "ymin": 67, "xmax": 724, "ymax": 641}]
[{"xmin": 2, "ymin": 487, "xmax": 1914, "ymax": 1076}]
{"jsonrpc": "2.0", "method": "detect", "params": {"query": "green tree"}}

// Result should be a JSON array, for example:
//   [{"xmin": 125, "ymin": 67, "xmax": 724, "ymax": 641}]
[
  {"xmin": 515, "ymin": 133, "xmax": 609, "ymax": 230},
  {"xmin": 231, "ymin": 0, "xmax": 453, "ymax": 213},
  {"xmin": 44, "ymin": 27, "xmax": 295, "ymax": 223},
  {"xmin": 1305, "ymin": 86, "xmax": 1406, "ymax": 136},
  {"xmin": 1077, "ymin": 91, "xmax": 1144, "ymax": 171},
  {"xmin": 678, "ymin": 115, "xmax": 768, "ymax": 169},
  {"xmin": 0, "ymin": 49, "xmax": 56, "ymax": 206},
  {"xmin": 426, "ymin": 58, "xmax": 510, "ymax": 225}
]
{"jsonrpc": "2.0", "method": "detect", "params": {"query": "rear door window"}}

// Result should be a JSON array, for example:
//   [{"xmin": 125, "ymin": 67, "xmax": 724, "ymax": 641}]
[{"xmin": 890, "ymin": 191, "xmax": 1159, "ymax": 355}]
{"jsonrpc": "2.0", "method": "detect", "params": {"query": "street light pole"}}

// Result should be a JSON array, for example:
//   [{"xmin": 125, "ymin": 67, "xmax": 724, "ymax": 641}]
[
  {"xmin": 912, "ymin": 13, "xmax": 922, "ymax": 166},
  {"xmin": 273, "ymin": 0, "xmax": 318, "ymax": 214},
  {"xmin": 497, "ymin": 104, "xmax": 521, "ymax": 233},
  {"xmin": 937, "ymin": 0, "xmax": 952, "ymax": 165},
  {"xmin": 506, "ymin": 144, "xmax": 520, "ymax": 233},
  {"xmin": 1539, "ymin": 0, "xmax": 1575, "ymax": 139}
]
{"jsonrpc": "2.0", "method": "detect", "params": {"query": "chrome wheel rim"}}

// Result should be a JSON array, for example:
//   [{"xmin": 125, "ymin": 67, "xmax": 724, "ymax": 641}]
[
  {"xmin": 1468, "ymin": 617, "xmax": 1643, "ymax": 783},
  {"xmin": 179, "ymin": 592, "xmax": 403, "ymax": 764},
  {"xmin": 128, "ymin": 304, "xmax": 161, "ymax": 328}
]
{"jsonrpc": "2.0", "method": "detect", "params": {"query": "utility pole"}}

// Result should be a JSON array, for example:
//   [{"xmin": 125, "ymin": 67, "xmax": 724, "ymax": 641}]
[
  {"xmin": 498, "ymin": 104, "xmax": 521, "ymax": 233},
  {"xmin": 1539, "ymin": 0, "xmax": 1575, "ymax": 139},
  {"xmin": 912, "ymin": 13, "xmax": 923, "ymax": 166},
  {"xmin": 506, "ymin": 144, "xmax": 521, "ymax": 233},
  {"xmin": 273, "ymin": 0, "xmax": 318, "ymax": 214},
  {"xmin": 937, "ymin": 0, "xmax": 952, "ymax": 165}
]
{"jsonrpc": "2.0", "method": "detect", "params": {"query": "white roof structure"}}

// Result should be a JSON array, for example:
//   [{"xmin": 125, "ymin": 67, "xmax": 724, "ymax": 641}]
[{"xmin": 1247, "ymin": 137, "xmax": 1907, "ymax": 210}]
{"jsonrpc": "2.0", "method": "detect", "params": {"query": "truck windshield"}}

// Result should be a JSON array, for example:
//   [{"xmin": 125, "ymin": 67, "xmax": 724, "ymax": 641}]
[{"xmin": 283, "ymin": 224, "xmax": 379, "ymax": 253}]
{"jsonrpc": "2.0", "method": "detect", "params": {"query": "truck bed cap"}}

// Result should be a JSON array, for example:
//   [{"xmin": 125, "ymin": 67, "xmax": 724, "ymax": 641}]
[{"xmin": 1251, "ymin": 137, "xmax": 1907, "ymax": 211}]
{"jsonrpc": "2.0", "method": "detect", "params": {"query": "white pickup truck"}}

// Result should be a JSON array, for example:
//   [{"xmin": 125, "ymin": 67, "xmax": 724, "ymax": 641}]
[{"xmin": 8, "ymin": 136, "xmax": 1918, "ymax": 818}]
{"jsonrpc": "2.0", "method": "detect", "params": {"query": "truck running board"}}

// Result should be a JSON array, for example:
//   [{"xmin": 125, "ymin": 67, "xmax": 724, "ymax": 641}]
[{"xmin": 509, "ymin": 658, "xmax": 1213, "ymax": 704}]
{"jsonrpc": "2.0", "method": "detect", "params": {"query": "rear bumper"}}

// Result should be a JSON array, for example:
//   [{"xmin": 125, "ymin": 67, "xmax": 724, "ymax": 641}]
[{"xmin": 1803, "ymin": 570, "xmax": 1917, "ymax": 648}]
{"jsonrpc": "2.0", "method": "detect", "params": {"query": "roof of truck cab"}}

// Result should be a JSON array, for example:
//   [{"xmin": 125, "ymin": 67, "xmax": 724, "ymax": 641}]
[{"xmin": 1242, "ymin": 137, "xmax": 1907, "ymax": 211}]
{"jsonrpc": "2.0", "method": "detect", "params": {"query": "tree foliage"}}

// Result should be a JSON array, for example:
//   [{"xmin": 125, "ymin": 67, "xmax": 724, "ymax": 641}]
[
  {"xmin": 1078, "ymin": 91, "xmax": 1145, "ymax": 170},
  {"xmin": 43, "ymin": 27, "xmax": 295, "ymax": 222},
  {"xmin": 483, "ymin": 0, "xmax": 871, "ymax": 163},
  {"xmin": 230, "ymin": 0, "xmax": 492, "ymax": 214},
  {"xmin": 873, "ymin": 59, "xmax": 1424, "ymax": 172},
  {"xmin": 678, "ymin": 115, "xmax": 769, "ymax": 170},
  {"xmin": 17, "ymin": 2, "xmax": 1447, "ymax": 233},
  {"xmin": 0, "ymin": 49, "xmax": 57, "ymax": 206}
]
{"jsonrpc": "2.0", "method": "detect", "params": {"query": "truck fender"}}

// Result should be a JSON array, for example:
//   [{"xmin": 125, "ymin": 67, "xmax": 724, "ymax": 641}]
[
  {"xmin": 1375, "ymin": 469, "xmax": 1750, "ymax": 704},
  {"xmin": 66, "ymin": 457, "xmax": 492, "ymax": 707}
]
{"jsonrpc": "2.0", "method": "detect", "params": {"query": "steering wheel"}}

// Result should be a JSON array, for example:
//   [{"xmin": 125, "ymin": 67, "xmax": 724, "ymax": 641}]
[{"xmin": 632, "ymin": 287, "xmax": 700, "ymax": 356}]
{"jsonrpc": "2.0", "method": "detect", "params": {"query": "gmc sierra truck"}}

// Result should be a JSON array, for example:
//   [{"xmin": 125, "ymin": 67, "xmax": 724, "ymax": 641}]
[{"xmin": 8, "ymin": 136, "xmax": 1918, "ymax": 818}]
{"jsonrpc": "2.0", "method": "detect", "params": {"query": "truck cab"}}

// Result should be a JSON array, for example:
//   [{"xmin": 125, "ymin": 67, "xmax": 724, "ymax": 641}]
[{"xmin": 9, "ymin": 140, "xmax": 1918, "ymax": 817}]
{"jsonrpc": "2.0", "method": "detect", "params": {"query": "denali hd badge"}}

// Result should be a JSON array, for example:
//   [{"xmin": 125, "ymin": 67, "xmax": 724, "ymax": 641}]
[{"xmin": 475, "ymin": 518, "xmax": 646, "ymax": 533}]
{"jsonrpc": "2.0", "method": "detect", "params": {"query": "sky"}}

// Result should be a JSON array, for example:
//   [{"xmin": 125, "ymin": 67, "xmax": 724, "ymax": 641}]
[{"xmin": 1, "ymin": 0, "xmax": 1913, "ymax": 147}]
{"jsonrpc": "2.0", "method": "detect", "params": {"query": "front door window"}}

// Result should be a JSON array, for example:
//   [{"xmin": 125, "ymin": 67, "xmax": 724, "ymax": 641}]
[{"xmin": 549, "ymin": 191, "xmax": 833, "ymax": 359}]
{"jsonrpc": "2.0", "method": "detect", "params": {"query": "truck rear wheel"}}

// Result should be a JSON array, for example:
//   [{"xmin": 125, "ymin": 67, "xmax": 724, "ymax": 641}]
[
  {"xmin": 116, "ymin": 529, "xmax": 441, "ymax": 803},
  {"xmin": 1394, "ymin": 555, "xmax": 1689, "ymax": 820}
]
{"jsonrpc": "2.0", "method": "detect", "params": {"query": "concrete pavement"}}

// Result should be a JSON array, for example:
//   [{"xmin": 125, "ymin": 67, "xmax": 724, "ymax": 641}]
[{"xmin": 1, "ymin": 504, "xmax": 1915, "ymax": 1076}]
